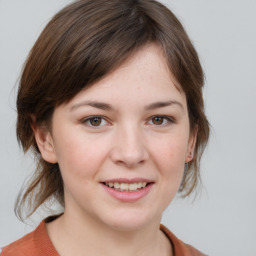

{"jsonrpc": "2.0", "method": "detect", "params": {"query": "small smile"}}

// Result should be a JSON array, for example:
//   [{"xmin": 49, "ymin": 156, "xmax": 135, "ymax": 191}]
[
  {"xmin": 103, "ymin": 181, "xmax": 148, "ymax": 192},
  {"xmin": 100, "ymin": 179, "xmax": 154, "ymax": 202}
]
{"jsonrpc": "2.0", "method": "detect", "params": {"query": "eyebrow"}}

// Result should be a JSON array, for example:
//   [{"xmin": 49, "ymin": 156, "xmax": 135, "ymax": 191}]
[
  {"xmin": 70, "ymin": 100, "xmax": 183, "ymax": 112},
  {"xmin": 144, "ymin": 100, "xmax": 184, "ymax": 111},
  {"xmin": 70, "ymin": 101, "xmax": 113, "ymax": 111}
]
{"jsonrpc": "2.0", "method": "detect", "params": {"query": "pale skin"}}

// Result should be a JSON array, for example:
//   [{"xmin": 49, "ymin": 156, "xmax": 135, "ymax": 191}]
[{"xmin": 33, "ymin": 44, "xmax": 197, "ymax": 256}]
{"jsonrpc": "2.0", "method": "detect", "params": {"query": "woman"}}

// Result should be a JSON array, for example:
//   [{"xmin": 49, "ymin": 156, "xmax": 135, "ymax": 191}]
[{"xmin": 1, "ymin": 0, "xmax": 209, "ymax": 255}]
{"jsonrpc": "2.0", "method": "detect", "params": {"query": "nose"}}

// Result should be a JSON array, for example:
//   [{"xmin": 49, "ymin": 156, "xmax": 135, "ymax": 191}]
[{"xmin": 110, "ymin": 125, "xmax": 149, "ymax": 168}]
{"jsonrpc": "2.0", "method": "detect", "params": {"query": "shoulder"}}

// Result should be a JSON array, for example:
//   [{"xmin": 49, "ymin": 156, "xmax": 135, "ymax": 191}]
[
  {"xmin": 1, "ymin": 220, "xmax": 58, "ymax": 256},
  {"xmin": 1, "ymin": 228, "xmax": 38, "ymax": 256},
  {"xmin": 160, "ymin": 224, "xmax": 207, "ymax": 256}
]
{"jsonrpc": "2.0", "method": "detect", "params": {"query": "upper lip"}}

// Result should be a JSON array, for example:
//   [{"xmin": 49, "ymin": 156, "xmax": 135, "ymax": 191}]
[{"xmin": 102, "ymin": 178, "xmax": 154, "ymax": 184}]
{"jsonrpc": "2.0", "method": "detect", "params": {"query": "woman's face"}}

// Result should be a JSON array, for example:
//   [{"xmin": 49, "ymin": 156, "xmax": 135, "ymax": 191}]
[{"xmin": 36, "ymin": 44, "xmax": 196, "ymax": 230}]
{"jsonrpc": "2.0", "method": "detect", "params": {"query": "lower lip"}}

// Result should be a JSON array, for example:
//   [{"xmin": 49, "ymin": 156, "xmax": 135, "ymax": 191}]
[{"xmin": 101, "ymin": 183, "xmax": 153, "ymax": 202}]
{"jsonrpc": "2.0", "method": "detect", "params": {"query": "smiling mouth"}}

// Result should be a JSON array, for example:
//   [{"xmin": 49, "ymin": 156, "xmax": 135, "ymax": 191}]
[{"xmin": 103, "ymin": 182, "xmax": 150, "ymax": 192}]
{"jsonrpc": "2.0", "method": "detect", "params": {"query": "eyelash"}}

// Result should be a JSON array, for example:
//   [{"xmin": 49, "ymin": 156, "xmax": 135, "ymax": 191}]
[
  {"xmin": 81, "ymin": 115, "xmax": 175, "ymax": 129},
  {"xmin": 81, "ymin": 116, "xmax": 109, "ymax": 128},
  {"xmin": 147, "ymin": 115, "xmax": 175, "ymax": 126}
]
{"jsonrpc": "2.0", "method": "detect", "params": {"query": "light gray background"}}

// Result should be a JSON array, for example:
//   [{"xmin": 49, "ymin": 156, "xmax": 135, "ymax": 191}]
[{"xmin": 1, "ymin": 1, "xmax": 256, "ymax": 255}]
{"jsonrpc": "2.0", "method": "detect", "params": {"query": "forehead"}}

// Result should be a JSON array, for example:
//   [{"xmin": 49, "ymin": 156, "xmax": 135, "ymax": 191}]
[{"xmin": 65, "ymin": 44, "xmax": 185, "ymax": 109}]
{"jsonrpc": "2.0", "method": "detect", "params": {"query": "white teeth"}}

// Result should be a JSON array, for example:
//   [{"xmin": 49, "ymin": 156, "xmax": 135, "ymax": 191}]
[
  {"xmin": 105, "ymin": 182, "xmax": 148, "ymax": 192},
  {"xmin": 108, "ymin": 182, "xmax": 114, "ymax": 188},
  {"xmin": 120, "ymin": 183, "xmax": 128, "ymax": 190},
  {"xmin": 129, "ymin": 183, "xmax": 137, "ymax": 191},
  {"xmin": 137, "ymin": 182, "xmax": 142, "ymax": 189},
  {"xmin": 114, "ymin": 182, "xmax": 120, "ymax": 189}
]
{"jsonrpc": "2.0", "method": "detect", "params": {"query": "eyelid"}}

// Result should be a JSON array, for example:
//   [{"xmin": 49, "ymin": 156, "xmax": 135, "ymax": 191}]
[
  {"xmin": 80, "ymin": 115, "xmax": 175, "ymax": 128},
  {"xmin": 81, "ymin": 115, "xmax": 110, "ymax": 128},
  {"xmin": 147, "ymin": 115, "xmax": 175, "ymax": 126}
]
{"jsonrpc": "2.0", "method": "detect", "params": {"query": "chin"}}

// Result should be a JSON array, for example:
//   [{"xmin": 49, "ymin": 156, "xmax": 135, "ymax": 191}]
[{"xmin": 99, "ymin": 208, "xmax": 161, "ymax": 232}]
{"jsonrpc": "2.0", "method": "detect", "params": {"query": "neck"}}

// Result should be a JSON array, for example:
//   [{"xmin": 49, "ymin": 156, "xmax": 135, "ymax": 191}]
[{"xmin": 47, "ymin": 211, "xmax": 172, "ymax": 256}]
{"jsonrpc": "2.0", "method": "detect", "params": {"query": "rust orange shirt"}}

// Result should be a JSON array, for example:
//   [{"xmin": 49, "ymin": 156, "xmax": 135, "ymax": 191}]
[{"xmin": 2, "ymin": 220, "xmax": 206, "ymax": 256}]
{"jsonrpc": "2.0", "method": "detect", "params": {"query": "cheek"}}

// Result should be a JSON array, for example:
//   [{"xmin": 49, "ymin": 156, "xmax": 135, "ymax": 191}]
[
  {"xmin": 53, "ymin": 132, "xmax": 109, "ymax": 181},
  {"xmin": 149, "ymin": 133, "xmax": 188, "ymax": 193},
  {"xmin": 150, "ymin": 133, "xmax": 189, "ymax": 168}
]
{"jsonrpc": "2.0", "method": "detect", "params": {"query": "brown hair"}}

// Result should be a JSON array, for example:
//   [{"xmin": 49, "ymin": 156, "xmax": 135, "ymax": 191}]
[{"xmin": 15, "ymin": 0, "xmax": 210, "ymax": 219}]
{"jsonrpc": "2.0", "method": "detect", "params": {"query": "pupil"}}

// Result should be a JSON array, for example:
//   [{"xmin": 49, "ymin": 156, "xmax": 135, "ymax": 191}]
[
  {"xmin": 153, "ymin": 117, "xmax": 163, "ymax": 125},
  {"xmin": 90, "ymin": 117, "xmax": 101, "ymax": 126}
]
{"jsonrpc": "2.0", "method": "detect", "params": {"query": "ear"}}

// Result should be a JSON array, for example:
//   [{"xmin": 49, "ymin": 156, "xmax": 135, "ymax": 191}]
[
  {"xmin": 185, "ymin": 125, "xmax": 198, "ymax": 163},
  {"xmin": 31, "ymin": 120, "xmax": 58, "ymax": 164}
]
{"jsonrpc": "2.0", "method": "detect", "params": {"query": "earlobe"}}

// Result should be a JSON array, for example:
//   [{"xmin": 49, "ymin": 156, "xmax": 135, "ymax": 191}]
[
  {"xmin": 185, "ymin": 126, "xmax": 198, "ymax": 163},
  {"xmin": 31, "ymin": 122, "xmax": 58, "ymax": 164}
]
